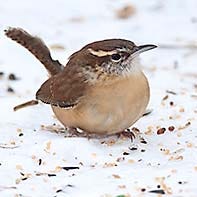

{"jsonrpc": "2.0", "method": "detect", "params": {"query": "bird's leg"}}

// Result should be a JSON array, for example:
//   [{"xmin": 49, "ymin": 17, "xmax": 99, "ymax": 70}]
[
  {"xmin": 65, "ymin": 127, "xmax": 91, "ymax": 138},
  {"xmin": 65, "ymin": 128, "xmax": 108, "ymax": 139}
]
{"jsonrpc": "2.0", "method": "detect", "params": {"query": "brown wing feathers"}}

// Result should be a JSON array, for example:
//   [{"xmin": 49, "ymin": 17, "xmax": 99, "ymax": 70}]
[
  {"xmin": 4, "ymin": 27, "xmax": 64, "ymax": 75},
  {"xmin": 36, "ymin": 68, "xmax": 88, "ymax": 108},
  {"xmin": 5, "ymin": 27, "xmax": 87, "ymax": 108}
]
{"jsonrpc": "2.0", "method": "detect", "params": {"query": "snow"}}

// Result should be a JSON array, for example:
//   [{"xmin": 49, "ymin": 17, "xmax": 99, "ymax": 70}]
[{"xmin": 0, "ymin": 0, "xmax": 197, "ymax": 196}]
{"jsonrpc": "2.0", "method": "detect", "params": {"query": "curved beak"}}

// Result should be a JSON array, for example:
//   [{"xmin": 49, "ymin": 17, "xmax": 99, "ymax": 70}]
[
  {"xmin": 130, "ymin": 44, "xmax": 157, "ymax": 58},
  {"xmin": 136, "ymin": 44, "xmax": 157, "ymax": 53}
]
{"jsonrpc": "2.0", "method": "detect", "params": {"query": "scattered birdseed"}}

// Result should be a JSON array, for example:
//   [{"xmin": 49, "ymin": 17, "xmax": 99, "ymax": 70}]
[
  {"xmin": 169, "ymin": 155, "xmax": 183, "ymax": 161},
  {"xmin": 116, "ymin": 157, "xmax": 125, "ymax": 162},
  {"xmin": 40, "ymin": 124, "xmax": 65, "ymax": 133},
  {"xmin": 103, "ymin": 162, "xmax": 117, "ymax": 168},
  {"xmin": 15, "ymin": 178, "xmax": 21, "ymax": 184},
  {"xmin": 162, "ymin": 149, "xmax": 170, "ymax": 155},
  {"xmin": 127, "ymin": 159, "xmax": 135, "ymax": 164},
  {"xmin": 8, "ymin": 73, "xmax": 19, "ymax": 80},
  {"xmin": 178, "ymin": 121, "xmax": 191, "ymax": 130},
  {"xmin": 51, "ymin": 166, "xmax": 62, "ymax": 173},
  {"xmin": 16, "ymin": 165, "xmax": 23, "ymax": 170},
  {"xmin": 67, "ymin": 184, "xmax": 74, "ymax": 187},
  {"xmin": 61, "ymin": 166, "xmax": 79, "ymax": 171},
  {"xmin": 185, "ymin": 121, "xmax": 191, "ymax": 127},
  {"xmin": 69, "ymin": 16, "xmax": 85, "ymax": 23},
  {"xmin": 191, "ymin": 94, "xmax": 197, "ymax": 99},
  {"xmin": 157, "ymin": 128, "xmax": 166, "ymax": 135},
  {"xmin": 118, "ymin": 185, "xmax": 126, "ymax": 189},
  {"xmin": 106, "ymin": 139, "xmax": 116, "ymax": 146},
  {"xmin": 18, "ymin": 133, "xmax": 23, "ymax": 137},
  {"xmin": 149, "ymin": 189, "xmax": 165, "ymax": 194},
  {"xmin": 91, "ymin": 153, "xmax": 97, "ymax": 157},
  {"xmin": 38, "ymin": 159, "xmax": 42, "ymax": 165},
  {"xmin": 44, "ymin": 141, "xmax": 51, "ymax": 153},
  {"xmin": 144, "ymin": 126, "xmax": 154, "ymax": 135},
  {"xmin": 179, "ymin": 107, "xmax": 185, "ymax": 112},
  {"xmin": 48, "ymin": 174, "xmax": 56, "ymax": 177},
  {"xmin": 162, "ymin": 95, "xmax": 169, "ymax": 101},
  {"xmin": 0, "ymin": 71, "xmax": 4, "ymax": 78},
  {"xmin": 171, "ymin": 148, "xmax": 184, "ymax": 155},
  {"xmin": 112, "ymin": 174, "xmax": 121, "ymax": 179},
  {"xmin": 116, "ymin": 4, "xmax": 136, "ymax": 19},
  {"xmin": 129, "ymin": 147, "xmax": 137, "ymax": 151},
  {"xmin": 155, "ymin": 177, "xmax": 172, "ymax": 194},
  {"xmin": 177, "ymin": 132, "xmax": 182, "ymax": 137},
  {"xmin": 186, "ymin": 142, "xmax": 193, "ymax": 148},
  {"xmin": 142, "ymin": 109, "xmax": 153, "ymax": 116},
  {"xmin": 166, "ymin": 90, "xmax": 177, "ymax": 95},
  {"xmin": 16, "ymin": 128, "xmax": 22, "ymax": 132},
  {"xmin": 171, "ymin": 169, "xmax": 177, "ymax": 173},
  {"xmin": 31, "ymin": 155, "xmax": 36, "ymax": 160},
  {"xmin": 168, "ymin": 126, "xmax": 175, "ymax": 132},
  {"xmin": 123, "ymin": 152, "xmax": 130, "ymax": 155},
  {"xmin": 56, "ymin": 189, "xmax": 63, "ymax": 193},
  {"xmin": 0, "ymin": 143, "xmax": 19, "ymax": 149},
  {"xmin": 169, "ymin": 101, "xmax": 174, "ymax": 106},
  {"xmin": 140, "ymin": 138, "xmax": 147, "ymax": 144},
  {"xmin": 7, "ymin": 86, "xmax": 14, "ymax": 92},
  {"xmin": 21, "ymin": 177, "xmax": 28, "ymax": 181},
  {"xmin": 116, "ymin": 195, "xmax": 127, "ymax": 197}
]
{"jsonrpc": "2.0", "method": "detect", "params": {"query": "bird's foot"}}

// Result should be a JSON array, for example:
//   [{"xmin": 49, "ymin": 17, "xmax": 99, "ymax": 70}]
[
  {"xmin": 65, "ymin": 127, "xmax": 140, "ymax": 141},
  {"xmin": 65, "ymin": 127, "xmax": 110, "ymax": 139},
  {"xmin": 65, "ymin": 127, "xmax": 91, "ymax": 138},
  {"xmin": 117, "ymin": 128, "xmax": 136, "ymax": 141}
]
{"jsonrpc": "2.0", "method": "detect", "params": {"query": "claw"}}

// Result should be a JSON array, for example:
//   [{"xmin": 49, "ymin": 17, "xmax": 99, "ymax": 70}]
[{"xmin": 117, "ymin": 129, "xmax": 136, "ymax": 141}]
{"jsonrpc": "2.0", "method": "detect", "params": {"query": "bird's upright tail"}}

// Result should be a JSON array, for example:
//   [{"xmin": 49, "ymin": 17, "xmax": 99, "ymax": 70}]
[{"xmin": 4, "ymin": 27, "xmax": 64, "ymax": 76}]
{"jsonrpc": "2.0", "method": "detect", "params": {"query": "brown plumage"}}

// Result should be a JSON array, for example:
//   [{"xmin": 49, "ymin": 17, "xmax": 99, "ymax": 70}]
[
  {"xmin": 5, "ymin": 27, "xmax": 157, "ymax": 135},
  {"xmin": 36, "ymin": 67, "xmax": 90, "ymax": 108}
]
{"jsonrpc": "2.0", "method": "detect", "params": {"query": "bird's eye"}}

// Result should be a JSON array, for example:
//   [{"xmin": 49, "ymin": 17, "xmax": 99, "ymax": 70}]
[{"xmin": 111, "ymin": 53, "xmax": 121, "ymax": 62}]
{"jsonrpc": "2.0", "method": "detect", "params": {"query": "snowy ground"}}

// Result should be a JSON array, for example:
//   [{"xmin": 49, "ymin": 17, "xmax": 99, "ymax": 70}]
[{"xmin": 0, "ymin": 0, "xmax": 197, "ymax": 196}]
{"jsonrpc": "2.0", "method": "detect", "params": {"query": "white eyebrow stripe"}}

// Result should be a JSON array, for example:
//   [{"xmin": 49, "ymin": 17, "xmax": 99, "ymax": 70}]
[{"xmin": 88, "ymin": 48, "xmax": 117, "ymax": 57}]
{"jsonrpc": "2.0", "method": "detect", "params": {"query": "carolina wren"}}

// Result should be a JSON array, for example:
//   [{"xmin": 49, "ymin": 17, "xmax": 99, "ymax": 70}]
[{"xmin": 5, "ymin": 27, "xmax": 157, "ymax": 136}]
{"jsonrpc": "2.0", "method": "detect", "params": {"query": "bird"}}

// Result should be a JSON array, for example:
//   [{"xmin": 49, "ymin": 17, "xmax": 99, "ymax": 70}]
[{"xmin": 5, "ymin": 27, "xmax": 157, "ymax": 137}]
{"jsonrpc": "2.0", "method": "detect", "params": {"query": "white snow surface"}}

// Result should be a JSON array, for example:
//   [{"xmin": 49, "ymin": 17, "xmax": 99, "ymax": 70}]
[{"xmin": 0, "ymin": 0, "xmax": 197, "ymax": 196}]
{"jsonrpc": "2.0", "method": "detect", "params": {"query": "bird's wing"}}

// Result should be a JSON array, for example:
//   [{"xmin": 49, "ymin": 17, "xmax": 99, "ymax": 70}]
[
  {"xmin": 36, "ymin": 68, "xmax": 89, "ymax": 108},
  {"xmin": 5, "ymin": 27, "xmax": 64, "ymax": 75}
]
